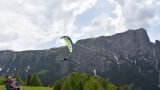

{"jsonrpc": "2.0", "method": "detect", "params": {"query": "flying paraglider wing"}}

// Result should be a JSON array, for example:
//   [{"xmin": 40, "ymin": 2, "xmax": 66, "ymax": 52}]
[{"xmin": 60, "ymin": 36, "xmax": 73, "ymax": 53}]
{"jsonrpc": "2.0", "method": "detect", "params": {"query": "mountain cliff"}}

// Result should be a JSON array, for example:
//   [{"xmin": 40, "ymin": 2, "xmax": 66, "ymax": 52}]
[{"xmin": 0, "ymin": 28, "xmax": 159, "ymax": 90}]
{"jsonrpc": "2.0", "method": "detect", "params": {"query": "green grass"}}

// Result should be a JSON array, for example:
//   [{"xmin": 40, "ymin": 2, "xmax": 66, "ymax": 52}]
[{"xmin": 0, "ymin": 85, "xmax": 52, "ymax": 90}]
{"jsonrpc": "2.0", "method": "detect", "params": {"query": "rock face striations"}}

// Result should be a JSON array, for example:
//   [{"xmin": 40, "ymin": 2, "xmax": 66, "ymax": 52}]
[{"xmin": 0, "ymin": 28, "xmax": 159, "ymax": 90}]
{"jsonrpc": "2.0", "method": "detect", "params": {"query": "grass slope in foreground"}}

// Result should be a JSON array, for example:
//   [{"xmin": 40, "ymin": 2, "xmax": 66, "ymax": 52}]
[
  {"xmin": 0, "ymin": 85, "xmax": 52, "ymax": 90},
  {"xmin": 1, "ymin": 72, "xmax": 133, "ymax": 90}
]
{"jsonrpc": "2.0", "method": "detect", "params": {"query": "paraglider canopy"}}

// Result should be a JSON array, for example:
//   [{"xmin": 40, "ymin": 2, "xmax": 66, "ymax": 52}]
[{"xmin": 60, "ymin": 36, "xmax": 73, "ymax": 53}]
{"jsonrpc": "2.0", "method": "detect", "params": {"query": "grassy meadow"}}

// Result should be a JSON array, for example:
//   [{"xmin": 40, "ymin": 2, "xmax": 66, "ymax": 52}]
[{"xmin": 0, "ymin": 85, "xmax": 52, "ymax": 90}]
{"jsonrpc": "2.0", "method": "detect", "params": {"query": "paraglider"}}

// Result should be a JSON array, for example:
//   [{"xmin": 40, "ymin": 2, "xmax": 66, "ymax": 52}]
[
  {"xmin": 60, "ymin": 36, "xmax": 101, "ymax": 61},
  {"xmin": 60, "ymin": 36, "xmax": 73, "ymax": 61},
  {"xmin": 60, "ymin": 36, "xmax": 73, "ymax": 53}
]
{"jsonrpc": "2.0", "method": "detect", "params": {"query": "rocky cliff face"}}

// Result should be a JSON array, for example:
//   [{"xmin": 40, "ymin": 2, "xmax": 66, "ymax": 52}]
[{"xmin": 0, "ymin": 28, "xmax": 159, "ymax": 90}]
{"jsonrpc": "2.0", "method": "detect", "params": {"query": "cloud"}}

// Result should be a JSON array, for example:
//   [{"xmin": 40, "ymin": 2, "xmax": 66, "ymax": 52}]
[
  {"xmin": 109, "ymin": 0, "xmax": 160, "ymax": 30},
  {"xmin": 0, "ymin": 32, "xmax": 18, "ymax": 43},
  {"xmin": 81, "ymin": 13, "xmax": 115, "ymax": 38},
  {"xmin": 0, "ymin": 0, "xmax": 97, "ymax": 51},
  {"xmin": 0, "ymin": 0, "xmax": 159, "ymax": 50},
  {"xmin": 78, "ymin": 0, "xmax": 160, "ymax": 42}
]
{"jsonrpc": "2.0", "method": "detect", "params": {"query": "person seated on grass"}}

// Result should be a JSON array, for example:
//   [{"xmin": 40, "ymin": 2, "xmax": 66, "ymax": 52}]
[{"xmin": 5, "ymin": 76, "xmax": 14, "ymax": 90}]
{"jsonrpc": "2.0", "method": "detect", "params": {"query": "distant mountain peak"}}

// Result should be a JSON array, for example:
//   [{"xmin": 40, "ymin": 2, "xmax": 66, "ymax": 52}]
[
  {"xmin": 76, "ymin": 28, "xmax": 152, "ymax": 56},
  {"xmin": 0, "ymin": 28, "xmax": 159, "ymax": 90}
]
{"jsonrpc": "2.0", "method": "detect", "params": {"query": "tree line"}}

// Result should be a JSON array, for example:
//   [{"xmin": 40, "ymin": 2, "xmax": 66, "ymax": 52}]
[{"xmin": 0, "ymin": 72, "xmax": 142, "ymax": 90}]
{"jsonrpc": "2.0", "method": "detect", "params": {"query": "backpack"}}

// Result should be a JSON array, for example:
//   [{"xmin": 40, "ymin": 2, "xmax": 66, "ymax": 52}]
[{"xmin": 12, "ymin": 80, "xmax": 20, "ymax": 89}]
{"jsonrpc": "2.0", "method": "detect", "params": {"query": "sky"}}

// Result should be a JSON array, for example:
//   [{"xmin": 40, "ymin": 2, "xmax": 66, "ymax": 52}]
[{"xmin": 0, "ymin": 0, "xmax": 160, "ymax": 51}]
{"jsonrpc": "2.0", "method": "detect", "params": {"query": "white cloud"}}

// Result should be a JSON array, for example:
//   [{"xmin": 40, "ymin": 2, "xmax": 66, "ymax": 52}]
[
  {"xmin": 62, "ymin": 0, "xmax": 97, "ymax": 16},
  {"xmin": 95, "ymin": 0, "xmax": 160, "ymax": 43},
  {"xmin": 110, "ymin": 0, "xmax": 160, "ymax": 30},
  {"xmin": 0, "ymin": 31, "xmax": 18, "ymax": 43},
  {"xmin": 0, "ymin": 0, "xmax": 159, "ymax": 50},
  {"xmin": 79, "ymin": 0, "xmax": 160, "ymax": 42},
  {"xmin": 0, "ymin": 0, "xmax": 97, "ymax": 51},
  {"xmin": 79, "ymin": 0, "xmax": 154, "ymax": 38},
  {"xmin": 112, "ymin": 5, "xmax": 127, "ymax": 33},
  {"xmin": 81, "ymin": 13, "xmax": 115, "ymax": 38}
]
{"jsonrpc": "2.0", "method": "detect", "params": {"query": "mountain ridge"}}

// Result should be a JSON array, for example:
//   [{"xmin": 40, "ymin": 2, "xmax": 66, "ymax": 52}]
[{"xmin": 0, "ymin": 28, "xmax": 159, "ymax": 90}]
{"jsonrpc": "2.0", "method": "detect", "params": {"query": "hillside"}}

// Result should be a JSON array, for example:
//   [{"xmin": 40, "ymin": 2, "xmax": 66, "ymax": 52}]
[{"xmin": 0, "ymin": 28, "xmax": 159, "ymax": 90}]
